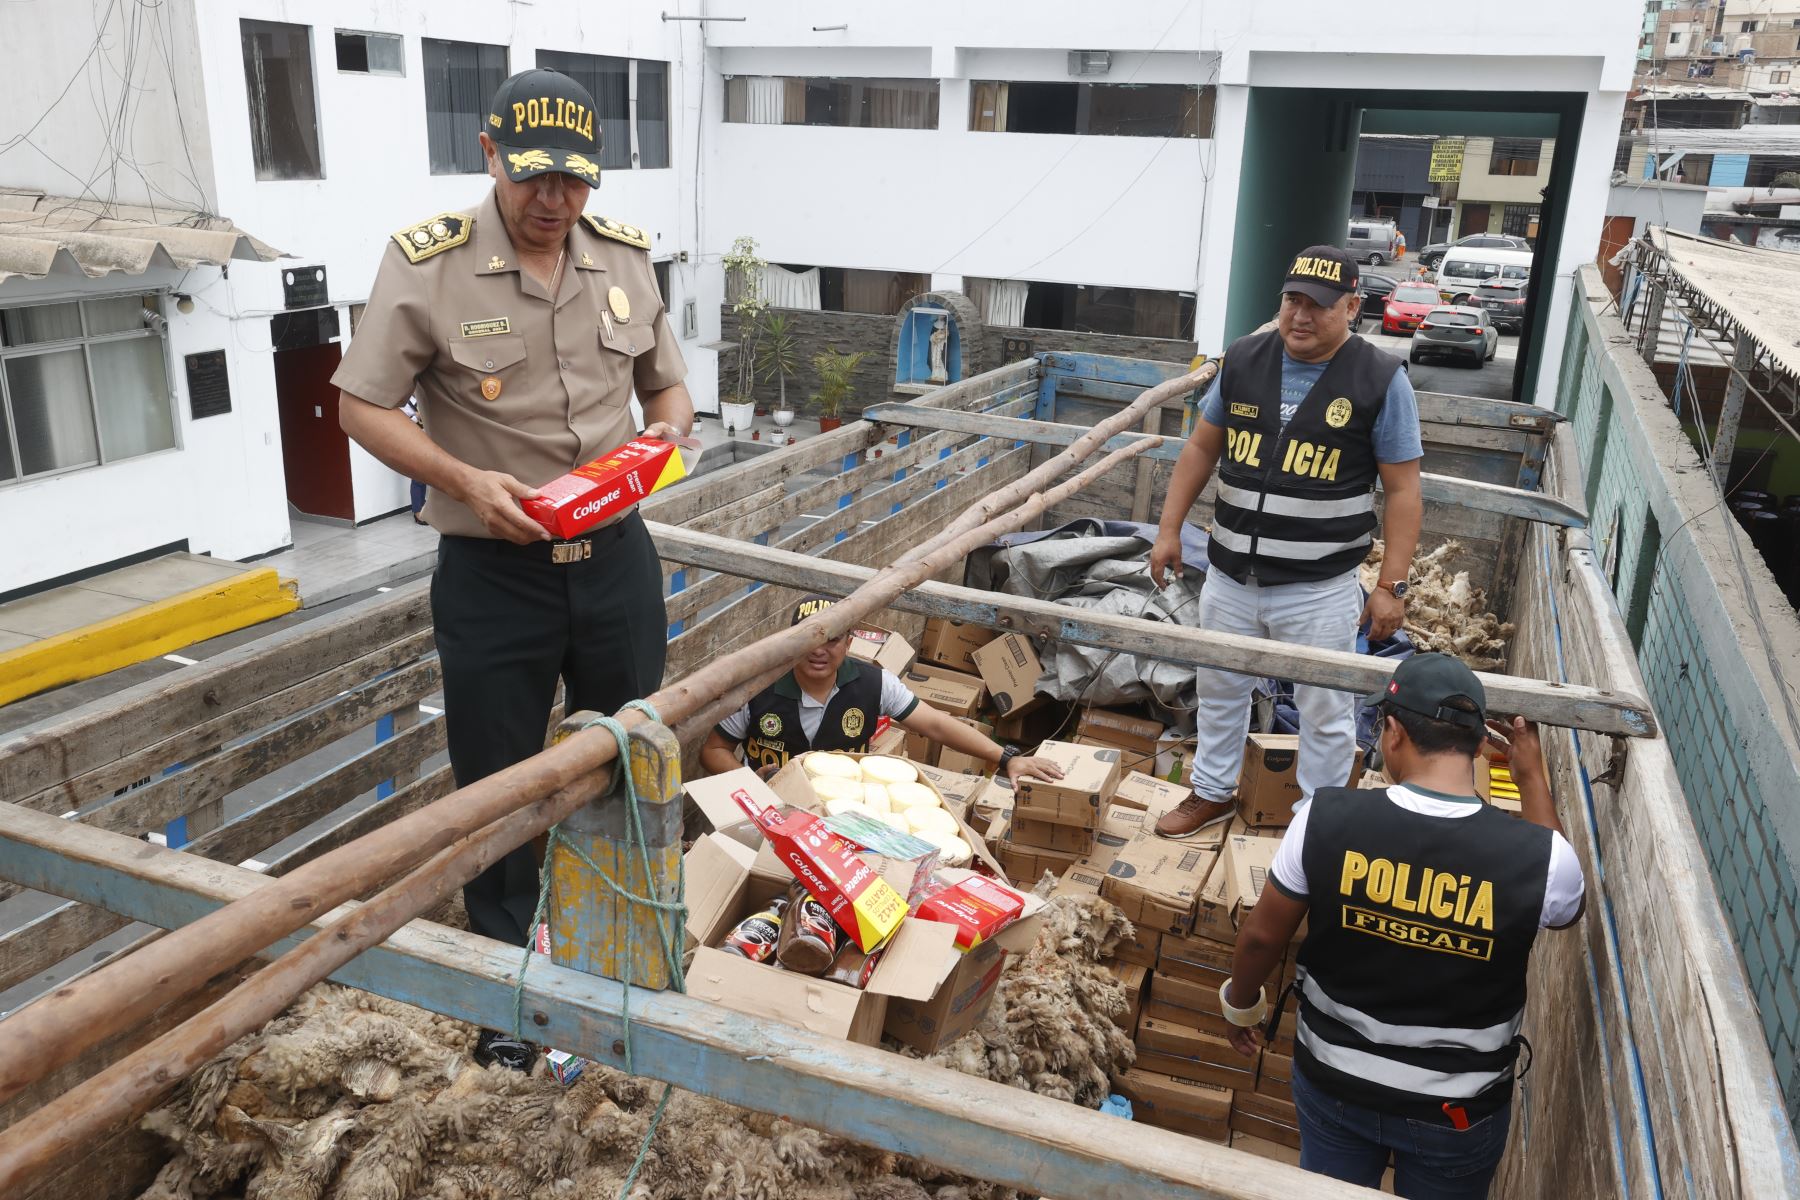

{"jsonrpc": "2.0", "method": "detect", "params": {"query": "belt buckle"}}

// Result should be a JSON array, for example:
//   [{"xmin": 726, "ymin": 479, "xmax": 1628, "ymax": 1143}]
[{"xmin": 551, "ymin": 540, "xmax": 591, "ymax": 564}]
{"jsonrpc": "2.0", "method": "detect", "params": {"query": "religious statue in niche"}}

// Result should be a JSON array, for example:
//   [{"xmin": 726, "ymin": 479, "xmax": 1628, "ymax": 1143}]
[{"xmin": 928, "ymin": 317, "xmax": 950, "ymax": 385}]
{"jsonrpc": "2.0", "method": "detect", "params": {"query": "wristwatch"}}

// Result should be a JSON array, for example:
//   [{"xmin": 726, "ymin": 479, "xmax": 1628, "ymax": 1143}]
[
  {"xmin": 998, "ymin": 745, "xmax": 1021, "ymax": 773},
  {"xmin": 1379, "ymin": 579, "xmax": 1411, "ymax": 599}
]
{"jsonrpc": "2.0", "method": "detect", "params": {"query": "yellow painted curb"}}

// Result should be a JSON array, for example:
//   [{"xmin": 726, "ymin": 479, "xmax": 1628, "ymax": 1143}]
[{"xmin": 0, "ymin": 569, "xmax": 300, "ymax": 707}]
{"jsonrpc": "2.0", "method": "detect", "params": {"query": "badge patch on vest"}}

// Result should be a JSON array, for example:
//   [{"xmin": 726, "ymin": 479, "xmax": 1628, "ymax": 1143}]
[
  {"xmin": 1229, "ymin": 402, "xmax": 1259, "ymax": 419},
  {"xmin": 841, "ymin": 708, "xmax": 866, "ymax": 738},
  {"xmin": 759, "ymin": 713, "xmax": 783, "ymax": 737},
  {"xmin": 1326, "ymin": 397, "xmax": 1353, "ymax": 428}
]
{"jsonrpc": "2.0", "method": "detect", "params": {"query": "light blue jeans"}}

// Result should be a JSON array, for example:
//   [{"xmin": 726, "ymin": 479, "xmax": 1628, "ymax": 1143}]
[{"xmin": 1189, "ymin": 567, "xmax": 1362, "ymax": 806}]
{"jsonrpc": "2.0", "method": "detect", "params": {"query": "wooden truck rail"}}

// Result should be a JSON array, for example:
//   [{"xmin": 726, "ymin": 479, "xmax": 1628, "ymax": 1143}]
[{"xmin": 0, "ymin": 351, "xmax": 1790, "ymax": 1199}]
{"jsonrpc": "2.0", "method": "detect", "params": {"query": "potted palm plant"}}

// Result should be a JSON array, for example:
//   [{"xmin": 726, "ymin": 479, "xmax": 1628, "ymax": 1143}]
[
  {"xmin": 761, "ymin": 311, "xmax": 801, "ymax": 427},
  {"xmin": 810, "ymin": 346, "xmax": 867, "ymax": 432},
  {"xmin": 720, "ymin": 235, "xmax": 766, "ymax": 433}
]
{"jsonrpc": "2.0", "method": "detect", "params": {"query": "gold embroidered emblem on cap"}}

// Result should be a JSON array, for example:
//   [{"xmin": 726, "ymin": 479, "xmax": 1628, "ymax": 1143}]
[
  {"xmin": 511, "ymin": 97, "xmax": 595, "ymax": 142},
  {"xmin": 607, "ymin": 286, "xmax": 631, "ymax": 322},
  {"xmin": 460, "ymin": 318, "xmax": 511, "ymax": 339},
  {"xmin": 564, "ymin": 153, "xmax": 600, "ymax": 181},
  {"xmin": 488, "ymin": 113, "xmax": 502, "ymax": 128},
  {"xmin": 488, "ymin": 256, "xmax": 506, "ymax": 271},
  {"xmin": 507, "ymin": 149, "xmax": 554, "ymax": 174},
  {"xmin": 480, "ymin": 376, "xmax": 502, "ymax": 401},
  {"xmin": 1326, "ymin": 397, "xmax": 1354, "ymax": 429}
]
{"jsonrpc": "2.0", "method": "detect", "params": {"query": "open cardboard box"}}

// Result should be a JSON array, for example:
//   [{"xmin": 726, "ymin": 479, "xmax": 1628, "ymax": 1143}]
[
  {"xmin": 848, "ymin": 625, "xmax": 917, "ymax": 675},
  {"xmin": 918, "ymin": 617, "xmax": 999, "ymax": 672},
  {"xmin": 764, "ymin": 754, "xmax": 1007, "ymax": 882},
  {"xmin": 684, "ymin": 834, "xmax": 960, "ymax": 1047}
]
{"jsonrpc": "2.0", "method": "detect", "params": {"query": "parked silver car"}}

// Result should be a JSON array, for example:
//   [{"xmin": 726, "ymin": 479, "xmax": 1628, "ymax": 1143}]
[{"xmin": 1409, "ymin": 306, "xmax": 1498, "ymax": 366}]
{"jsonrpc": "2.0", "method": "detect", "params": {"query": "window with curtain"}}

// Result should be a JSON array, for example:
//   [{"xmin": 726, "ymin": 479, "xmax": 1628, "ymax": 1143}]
[
  {"xmin": 723, "ymin": 77, "xmax": 938, "ymax": 128},
  {"xmin": 424, "ymin": 38, "xmax": 507, "ymax": 174},
  {"xmin": 965, "ymin": 278, "xmax": 1030, "ymax": 327},
  {"xmin": 538, "ymin": 50, "xmax": 629, "ymax": 170},
  {"xmin": 637, "ymin": 59, "xmax": 670, "ymax": 168},
  {"xmin": 821, "ymin": 268, "xmax": 929, "ymax": 315},
  {"xmin": 970, "ymin": 82, "xmax": 1212, "ymax": 138},
  {"xmin": 0, "ymin": 294, "xmax": 176, "ymax": 483},
  {"xmin": 1488, "ymin": 138, "xmax": 1543, "ymax": 177},
  {"xmin": 1016, "ymin": 281, "xmax": 1194, "ymax": 339},
  {"xmin": 241, "ymin": 20, "xmax": 323, "ymax": 180}
]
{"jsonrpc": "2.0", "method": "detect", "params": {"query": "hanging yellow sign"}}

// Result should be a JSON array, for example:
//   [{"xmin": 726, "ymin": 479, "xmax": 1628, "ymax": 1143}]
[{"xmin": 1429, "ymin": 138, "xmax": 1466, "ymax": 183}]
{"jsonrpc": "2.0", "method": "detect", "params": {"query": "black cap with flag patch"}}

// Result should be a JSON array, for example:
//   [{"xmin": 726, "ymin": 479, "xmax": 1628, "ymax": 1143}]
[
  {"xmin": 1283, "ymin": 244, "xmax": 1360, "ymax": 308},
  {"xmin": 1365, "ymin": 652, "xmax": 1487, "ymax": 729},
  {"xmin": 486, "ymin": 69, "xmax": 603, "ymax": 188}
]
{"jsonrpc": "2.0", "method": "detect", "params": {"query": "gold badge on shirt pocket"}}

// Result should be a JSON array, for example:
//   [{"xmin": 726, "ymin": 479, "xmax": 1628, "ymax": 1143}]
[
  {"xmin": 481, "ymin": 376, "xmax": 502, "ymax": 401},
  {"xmin": 607, "ymin": 286, "xmax": 631, "ymax": 322}
]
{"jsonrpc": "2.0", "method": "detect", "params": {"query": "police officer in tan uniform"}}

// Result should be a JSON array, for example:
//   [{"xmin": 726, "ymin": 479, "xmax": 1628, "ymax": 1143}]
[{"xmin": 334, "ymin": 69, "xmax": 692, "ymax": 1067}]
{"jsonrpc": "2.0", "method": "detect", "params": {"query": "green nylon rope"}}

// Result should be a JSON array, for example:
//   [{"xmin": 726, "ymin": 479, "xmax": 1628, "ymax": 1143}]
[{"xmin": 504, "ymin": 699, "xmax": 686, "ymax": 1200}]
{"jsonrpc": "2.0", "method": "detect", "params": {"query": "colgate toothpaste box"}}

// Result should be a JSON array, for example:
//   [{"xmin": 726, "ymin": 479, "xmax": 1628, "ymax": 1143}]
[
  {"xmin": 731, "ymin": 786, "xmax": 909, "ymax": 952},
  {"xmin": 523, "ymin": 438, "xmax": 687, "ymax": 539}
]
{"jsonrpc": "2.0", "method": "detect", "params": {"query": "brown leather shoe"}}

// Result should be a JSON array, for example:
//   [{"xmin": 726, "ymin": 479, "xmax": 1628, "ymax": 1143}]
[{"xmin": 1154, "ymin": 791, "xmax": 1236, "ymax": 839}]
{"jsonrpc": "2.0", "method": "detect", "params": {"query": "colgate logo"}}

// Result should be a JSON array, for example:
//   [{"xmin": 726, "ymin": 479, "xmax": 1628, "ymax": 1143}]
[{"xmin": 572, "ymin": 488, "xmax": 623, "ymax": 521}]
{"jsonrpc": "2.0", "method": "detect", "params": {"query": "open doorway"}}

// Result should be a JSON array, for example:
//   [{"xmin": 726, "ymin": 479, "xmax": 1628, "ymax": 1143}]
[{"xmin": 1223, "ymin": 88, "xmax": 1585, "ymax": 406}]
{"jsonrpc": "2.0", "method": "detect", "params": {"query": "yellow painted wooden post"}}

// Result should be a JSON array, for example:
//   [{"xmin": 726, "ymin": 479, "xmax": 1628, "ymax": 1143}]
[{"xmin": 547, "ymin": 713, "xmax": 684, "ymax": 989}]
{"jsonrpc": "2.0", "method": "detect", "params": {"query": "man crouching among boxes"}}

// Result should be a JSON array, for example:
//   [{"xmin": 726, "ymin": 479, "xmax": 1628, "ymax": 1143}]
[
  {"xmin": 700, "ymin": 596, "xmax": 1064, "ymax": 784},
  {"xmin": 1215, "ymin": 653, "xmax": 1585, "ymax": 1198}
]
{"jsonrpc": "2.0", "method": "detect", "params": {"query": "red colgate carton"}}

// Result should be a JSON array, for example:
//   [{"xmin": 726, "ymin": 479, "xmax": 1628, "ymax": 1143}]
[
  {"xmin": 523, "ymin": 438, "xmax": 687, "ymax": 539},
  {"xmin": 732, "ymin": 787, "xmax": 908, "ymax": 952},
  {"xmin": 915, "ymin": 875, "xmax": 1028, "ymax": 951}
]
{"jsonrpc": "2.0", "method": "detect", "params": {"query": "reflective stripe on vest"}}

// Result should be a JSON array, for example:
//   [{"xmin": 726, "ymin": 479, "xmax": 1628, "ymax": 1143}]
[
  {"xmin": 1208, "ymin": 523, "xmax": 1374, "ymax": 562},
  {"xmin": 1215, "ymin": 480, "xmax": 1376, "ymax": 522}
]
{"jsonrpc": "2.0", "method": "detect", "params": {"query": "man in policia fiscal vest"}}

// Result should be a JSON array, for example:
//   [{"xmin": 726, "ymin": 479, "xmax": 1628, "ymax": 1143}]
[
  {"xmin": 1219, "ymin": 654, "xmax": 1585, "ymax": 1197},
  {"xmin": 699, "ymin": 596, "xmax": 1065, "ymax": 784},
  {"xmin": 1149, "ymin": 245, "xmax": 1424, "ymax": 837},
  {"xmin": 334, "ymin": 70, "xmax": 692, "ymax": 1072}
]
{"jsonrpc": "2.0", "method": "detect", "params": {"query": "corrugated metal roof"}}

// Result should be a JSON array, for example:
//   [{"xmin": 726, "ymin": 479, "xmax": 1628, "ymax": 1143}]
[
  {"xmin": 1649, "ymin": 226, "xmax": 1800, "ymax": 379},
  {"xmin": 0, "ymin": 189, "xmax": 283, "ymax": 287}
]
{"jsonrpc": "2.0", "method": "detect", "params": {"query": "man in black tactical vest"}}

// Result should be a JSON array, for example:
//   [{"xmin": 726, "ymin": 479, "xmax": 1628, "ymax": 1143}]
[
  {"xmin": 1149, "ymin": 245, "xmax": 1425, "ymax": 838},
  {"xmin": 1217, "ymin": 654, "xmax": 1586, "ymax": 1197},
  {"xmin": 700, "ymin": 596, "xmax": 1064, "ymax": 783}
]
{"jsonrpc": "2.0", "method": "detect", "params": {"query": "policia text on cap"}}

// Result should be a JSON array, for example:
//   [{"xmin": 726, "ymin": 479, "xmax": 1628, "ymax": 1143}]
[{"xmin": 332, "ymin": 70, "xmax": 693, "ymax": 1069}]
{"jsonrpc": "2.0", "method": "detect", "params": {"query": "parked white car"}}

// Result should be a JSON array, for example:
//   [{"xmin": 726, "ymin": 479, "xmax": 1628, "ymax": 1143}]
[{"xmin": 1410, "ymin": 306, "xmax": 1499, "ymax": 367}]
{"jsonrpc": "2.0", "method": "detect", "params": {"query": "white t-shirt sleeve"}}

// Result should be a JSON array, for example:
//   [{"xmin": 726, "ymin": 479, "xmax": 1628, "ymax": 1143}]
[
  {"xmin": 1540, "ymin": 831, "xmax": 1586, "ymax": 928},
  {"xmin": 1268, "ymin": 802, "xmax": 1311, "ymax": 897},
  {"xmin": 879, "ymin": 670, "xmax": 921, "ymax": 720},
  {"xmin": 716, "ymin": 703, "xmax": 752, "ymax": 741}
]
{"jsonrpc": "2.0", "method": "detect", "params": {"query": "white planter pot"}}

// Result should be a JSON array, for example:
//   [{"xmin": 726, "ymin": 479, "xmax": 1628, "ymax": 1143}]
[{"xmin": 720, "ymin": 400, "xmax": 755, "ymax": 431}]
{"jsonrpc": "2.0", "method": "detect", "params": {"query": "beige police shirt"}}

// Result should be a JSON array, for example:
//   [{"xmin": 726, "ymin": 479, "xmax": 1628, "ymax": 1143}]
[{"xmin": 332, "ymin": 190, "xmax": 688, "ymax": 538}]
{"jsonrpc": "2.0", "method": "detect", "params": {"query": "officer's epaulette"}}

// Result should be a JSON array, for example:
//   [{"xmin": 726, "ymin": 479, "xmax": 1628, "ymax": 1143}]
[
  {"xmin": 391, "ymin": 213, "xmax": 472, "ymax": 264},
  {"xmin": 581, "ymin": 214, "xmax": 650, "ymax": 250}
]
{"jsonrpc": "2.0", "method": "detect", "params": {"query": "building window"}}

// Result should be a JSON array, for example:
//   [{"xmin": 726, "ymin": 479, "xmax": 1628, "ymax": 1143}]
[
  {"xmin": 1500, "ymin": 204, "xmax": 1540, "ymax": 239},
  {"xmin": 1746, "ymin": 156, "xmax": 1800, "ymax": 186},
  {"xmin": 820, "ymin": 268, "xmax": 928, "ymax": 315},
  {"xmin": 1614, "ymin": 142, "xmax": 1634, "ymax": 173},
  {"xmin": 1772, "ymin": 70, "xmax": 1793, "ymax": 84},
  {"xmin": 334, "ymin": 29, "xmax": 403, "ymax": 76},
  {"xmin": 537, "ymin": 52, "xmax": 671, "ymax": 170},
  {"xmin": 1742, "ymin": 20, "xmax": 1761, "ymax": 33},
  {"xmin": 969, "ymin": 81, "xmax": 1213, "ymax": 138},
  {"xmin": 423, "ymin": 39, "xmax": 507, "ymax": 175},
  {"xmin": 240, "ymin": 20, "xmax": 323, "ymax": 181},
  {"xmin": 1670, "ymin": 31, "xmax": 1681, "ymax": 43},
  {"xmin": 724, "ymin": 77, "xmax": 940, "ymax": 129},
  {"xmin": 637, "ymin": 60, "xmax": 670, "ymax": 168},
  {"xmin": 971, "ymin": 279, "xmax": 1194, "ymax": 340},
  {"xmin": 653, "ymin": 260, "xmax": 672, "ymax": 306},
  {"xmin": 1488, "ymin": 138, "xmax": 1543, "ymax": 176},
  {"xmin": 0, "ymin": 296, "xmax": 175, "ymax": 484}
]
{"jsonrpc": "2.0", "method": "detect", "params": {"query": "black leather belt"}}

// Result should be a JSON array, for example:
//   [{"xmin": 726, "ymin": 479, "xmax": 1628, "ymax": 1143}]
[{"xmin": 443, "ymin": 510, "xmax": 639, "ymax": 565}]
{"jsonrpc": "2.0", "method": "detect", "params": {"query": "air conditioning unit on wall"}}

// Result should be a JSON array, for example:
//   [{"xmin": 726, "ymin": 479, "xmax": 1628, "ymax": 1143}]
[{"xmin": 1068, "ymin": 50, "xmax": 1111, "ymax": 77}]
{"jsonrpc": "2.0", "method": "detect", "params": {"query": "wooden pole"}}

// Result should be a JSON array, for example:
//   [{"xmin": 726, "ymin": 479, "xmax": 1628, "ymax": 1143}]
[{"xmin": 0, "ymin": 436, "xmax": 1169, "ymax": 1182}]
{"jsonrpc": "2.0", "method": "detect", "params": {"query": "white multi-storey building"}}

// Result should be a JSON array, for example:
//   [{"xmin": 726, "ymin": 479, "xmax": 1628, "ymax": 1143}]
[{"xmin": 0, "ymin": 1, "xmax": 1644, "ymax": 595}]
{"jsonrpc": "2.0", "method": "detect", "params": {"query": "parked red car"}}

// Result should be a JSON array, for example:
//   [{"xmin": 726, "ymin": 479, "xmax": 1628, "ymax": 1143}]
[{"xmin": 1382, "ymin": 282, "xmax": 1445, "ymax": 336}]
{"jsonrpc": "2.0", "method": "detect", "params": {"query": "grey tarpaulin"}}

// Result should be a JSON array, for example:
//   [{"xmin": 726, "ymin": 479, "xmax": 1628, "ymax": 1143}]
[
  {"xmin": 963, "ymin": 519, "xmax": 1410, "ymax": 740},
  {"xmin": 965, "ymin": 519, "xmax": 1211, "ymax": 722}
]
